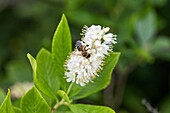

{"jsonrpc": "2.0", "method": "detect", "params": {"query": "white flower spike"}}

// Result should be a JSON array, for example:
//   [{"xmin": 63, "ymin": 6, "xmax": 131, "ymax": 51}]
[{"xmin": 64, "ymin": 25, "xmax": 117, "ymax": 86}]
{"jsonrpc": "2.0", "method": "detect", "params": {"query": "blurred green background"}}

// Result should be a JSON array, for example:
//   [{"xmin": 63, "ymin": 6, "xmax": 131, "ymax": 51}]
[{"xmin": 0, "ymin": 0, "xmax": 170, "ymax": 113}]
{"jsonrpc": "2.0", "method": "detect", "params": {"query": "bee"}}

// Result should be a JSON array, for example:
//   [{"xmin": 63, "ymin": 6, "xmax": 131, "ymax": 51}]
[{"xmin": 76, "ymin": 40, "xmax": 91, "ymax": 59}]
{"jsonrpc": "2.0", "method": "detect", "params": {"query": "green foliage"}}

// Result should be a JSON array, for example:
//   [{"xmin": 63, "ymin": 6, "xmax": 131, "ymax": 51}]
[
  {"xmin": 151, "ymin": 36, "xmax": 170, "ymax": 61},
  {"xmin": 34, "ymin": 48, "xmax": 60, "ymax": 99},
  {"xmin": 21, "ymin": 86, "xmax": 50, "ymax": 113},
  {"xmin": 57, "ymin": 90, "xmax": 70, "ymax": 103},
  {"xmin": 13, "ymin": 107, "xmax": 21, "ymax": 113},
  {"xmin": 68, "ymin": 86, "xmax": 80, "ymax": 97},
  {"xmin": 52, "ymin": 14, "xmax": 72, "ymax": 91},
  {"xmin": 71, "ymin": 52, "xmax": 120, "ymax": 100},
  {"xmin": 54, "ymin": 111, "xmax": 73, "ymax": 113},
  {"xmin": 0, "ymin": 89, "xmax": 6, "ymax": 105},
  {"xmin": 135, "ymin": 10, "xmax": 157, "ymax": 47},
  {"xmin": 69, "ymin": 104, "xmax": 115, "ymax": 113},
  {"xmin": 0, "ymin": 89, "xmax": 15, "ymax": 113},
  {"xmin": 0, "ymin": 0, "xmax": 170, "ymax": 112},
  {"xmin": 27, "ymin": 53, "xmax": 37, "ymax": 73},
  {"xmin": 53, "ymin": 104, "xmax": 73, "ymax": 113},
  {"xmin": 27, "ymin": 53, "xmax": 56, "ymax": 107},
  {"xmin": 0, "ymin": 14, "xmax": 119, "ymax": 113}
]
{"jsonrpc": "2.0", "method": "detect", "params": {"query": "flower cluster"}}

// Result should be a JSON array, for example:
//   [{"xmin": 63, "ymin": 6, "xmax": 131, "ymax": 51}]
[{"xmin": 64, "ymin": 25, "xmax": 117, "ymax": 86}]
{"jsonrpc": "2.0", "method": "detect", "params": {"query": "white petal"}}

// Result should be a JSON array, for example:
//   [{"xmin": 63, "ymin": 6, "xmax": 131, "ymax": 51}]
[{"xmin": 103, "ymin": 27, "xmax": 110, "ymax": 33}]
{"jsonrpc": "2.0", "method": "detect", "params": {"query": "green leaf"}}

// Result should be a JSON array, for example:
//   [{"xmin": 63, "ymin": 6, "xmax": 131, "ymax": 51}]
[
  {"xmin": 27, "ymin": 53, "xmax": 37, "ymax": 72},
  {"xmin": 27, "ymin": 53, "xmax": 55, "ymax": 106},
  {"xmin": 69, "ymin": 104, "xmax": 115, "ymax": 113},
  {"xmin": 151, "ymin": 36, "xmax": 170, "ymax": 61},
  {"xmin": 40, "ymin": 92, "xmax": 55, "ymax": 107},
  {"xmin": 0, "ymin": 88, "xmax": 6, "ymax": 105},
  {"xmin": 53, "ymin": 104, "xmax": 72, "ymax": 113},
  {"xmin": 71, "ymin": 52, "xmax": 120, "ymax": 100},
  {"xmin": 54, "ymin": 111, "xmax": 73, "ymax": 113},
  {"xmin": 21, "ymin": 86, "xmax": 50, "ymax": 113},
  {"xmin": 52, "ymin": 14, "xmax": 72, "ymax": 91},
  {"xmin": 13, "ymin": 107, "xmax": 21, "ymax": 113},
  {"xmin": 68, "ymin": 86, "xmax": 80, "ymax": 97},
  {"xmin": 135, "ymin": 10, "xmax": 157, "ymax": 46},
  {"xmin": 57, "ymin": 90, "xmax": 70, "ymax": 103},
  {"xmin": 34, "ymin": 48, "xmax": 60, "ymax": 99},
  {"xmin": 69, "ymin": 104, "xmax": 86, "ymax": 113},
  {"xmin": 0, "ymin": 89, "xmax": 15, "ymax": 113}
]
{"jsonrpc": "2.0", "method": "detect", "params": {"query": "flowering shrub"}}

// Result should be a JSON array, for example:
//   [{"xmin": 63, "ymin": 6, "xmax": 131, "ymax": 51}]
[{"xmin": 0, "ymin": 14, "xmax": 120, "ymax": 113}]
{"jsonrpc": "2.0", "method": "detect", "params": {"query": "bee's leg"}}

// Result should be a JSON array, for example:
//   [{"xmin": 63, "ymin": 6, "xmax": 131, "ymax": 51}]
[
  {"xmin": 85, "ymin": 53, "xmax": 91, "ymax": 59},
  {"xmin": 84, "ymin": 45, "xmax": 90, "ymax": 51},
  {"xmin": 82, "ymin": 51, "xmax": 86, "ymax": 57}
]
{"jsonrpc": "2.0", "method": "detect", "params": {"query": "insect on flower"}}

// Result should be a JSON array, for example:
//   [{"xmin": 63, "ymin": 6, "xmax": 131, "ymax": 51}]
[
  {"xmin": 64, "ymin": 25, "xmax": 117, "ymax": 86},
  {"xmin": 76, "ymin": 40, "xmax": 91, "ymax": 59}
]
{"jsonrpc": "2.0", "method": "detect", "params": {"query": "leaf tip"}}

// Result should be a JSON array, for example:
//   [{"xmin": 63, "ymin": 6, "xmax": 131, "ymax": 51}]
[
  {"xmin": 7, "ymin": 89, "xmax": 11, "ymax": 95},
  {"xmin": 32, "ymin": 86, "xmax": 36, "ymax": 90},
  {"xmin": 27, "ymin": 53, "xmax": 31, "ymax": 59},
  {"xmin": 116, "ymin": 52, "xmax": 121, "ymax": 57},
  {"xmin": 61, "ymin": 13, "xmax": 68, "ymax": 22},
  {"xmin": 62, "ymin": 13, "xmax": 66, "ymax": 19},
  {"xmin": 39, "ymin": 48, "xmax": 45, "ymax": 52}
]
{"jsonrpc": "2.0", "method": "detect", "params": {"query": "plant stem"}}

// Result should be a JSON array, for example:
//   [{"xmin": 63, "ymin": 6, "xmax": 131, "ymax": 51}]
[
  {"xmin": 66, "ymin": 82, "xmax": 74, "ymax": 95},
  {"xmin": 51, "ymin": 82, "xmax": 74, "ymax": 113}
]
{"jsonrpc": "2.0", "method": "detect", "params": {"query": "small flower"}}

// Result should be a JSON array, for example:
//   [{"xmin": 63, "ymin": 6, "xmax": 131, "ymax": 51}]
[
  {"xmin": 64, "ymin": 25, "xmax": 117, "ymax": 86},
  {"xmin": 10, "ymin": 82, "xmax": 34, "ymax": 99}
]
